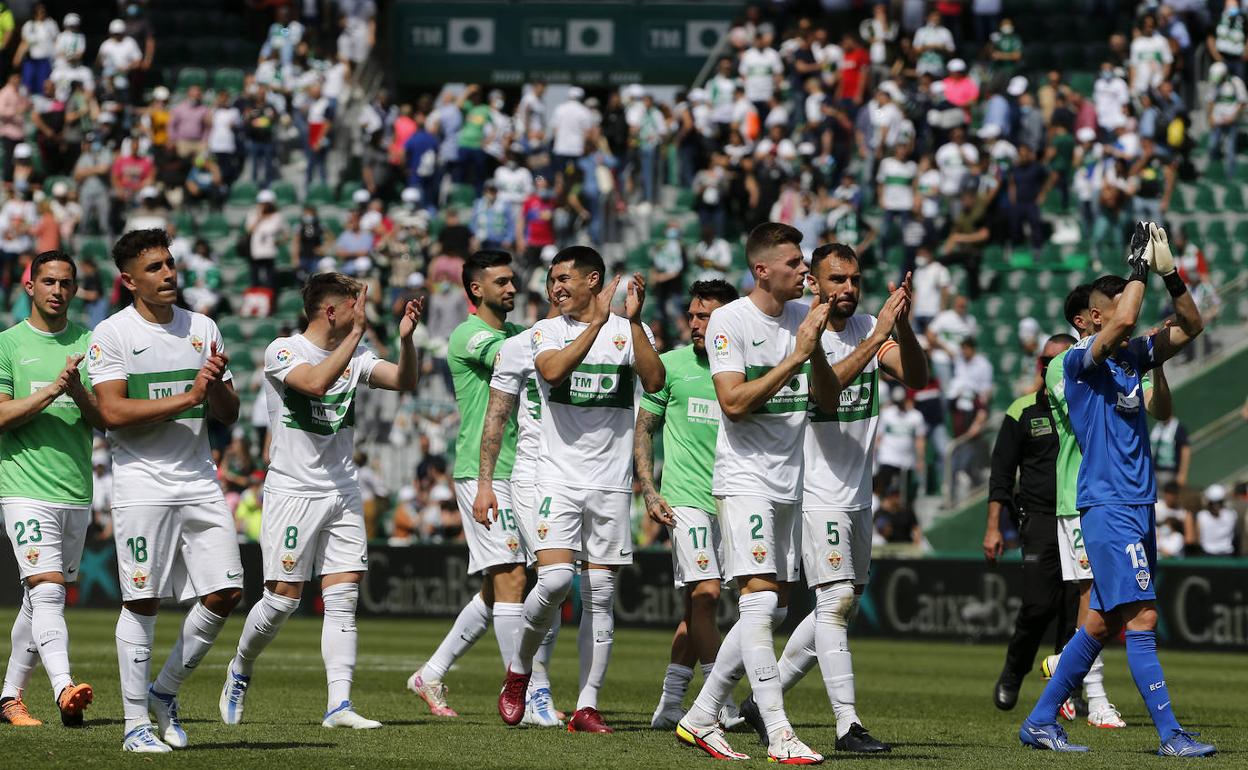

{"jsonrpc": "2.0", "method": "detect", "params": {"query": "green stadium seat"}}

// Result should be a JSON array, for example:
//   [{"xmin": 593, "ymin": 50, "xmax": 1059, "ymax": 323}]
[
  {"xmin": 1067, "ymin": 71, "xmax": 1095, "ymax": 97},
  {"xmin": 228, "ymin": 180, "xmax": 258, "ymax": 206},
  {"xmin": 1193, "ymin": 184, "xmax": 1218, "ymax": 211},
  {"xmin": 171, "ymin": 210, "xmax": 196, "ymax": 236},
  {"xmin": 1223, "ymin": 183, "xmax": 1247, "ymax": 213},
  {"xmin": 1205, "ymin": 220, "xmax": 1230, "ymax": 244},
  {"xmin": 1203, "ymin": 163, "xmax": 1227, "ymax": 183},
  {"xmin": 448, "ymin": 184, "xmax": 476, "ymax": 209},
  {"xmin": 78, "ymin": 238, "xmax": 109, "ymax": 263},
  {"xmin": 672, "ymin": 188, "xmax": 696, "ymax": 212},
  {"xmin": 42, "ymin": 175, "xmax": 73, "ymax": 194},
  {"xmin": 305, "ymin": 183, "xmax": 334, "ymax": 206},
  {"xmin": 1169, "ymin": 186, "xmax": 1192, "ymax": 214},
  {"xmin": 323, "ymin": 216, "xmax": 343, "ymax": 237},
  {"xmin": 175, "ymin": 66, "xmax": 208, "ymax": 93},
  {"xmin": 199, "ymin": 211, "xmax": 231, "ymax": 240},
  {"xmin": 217, "ymin": 316, "xmax": 244, "ymax": 346},
  {"xmin": 337, "ymin": 181, "xmax": 362, "ymax": 207},
  {"xmin": 212, "ymin": 67, "xmax": 245, "ymax": 95},
  {"xmin": 272, "ymin": 181, "xmax": 298, "ymax": 207},
  {"xmin": 277, "ymin": 291, "xmax": 304, "ymax": 318}
]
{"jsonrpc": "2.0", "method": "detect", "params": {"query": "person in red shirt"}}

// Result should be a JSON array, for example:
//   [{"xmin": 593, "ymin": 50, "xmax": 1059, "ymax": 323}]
[
  {"xmin": 519, "ymin": 174, "xmax": 555, "ymax": 268},
  {"xmin": 110, "ymin": 141, "xmax": 155, "ymax": 210},
  {"xmin": 837, "ymin": 34, "xmax": 871, "ymax": 108}
]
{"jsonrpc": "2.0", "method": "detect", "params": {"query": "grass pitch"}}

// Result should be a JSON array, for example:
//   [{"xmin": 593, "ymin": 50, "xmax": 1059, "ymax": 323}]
[{"xmin": 1, "ymin": 608, "xmax": 1243, "ymax": 768}]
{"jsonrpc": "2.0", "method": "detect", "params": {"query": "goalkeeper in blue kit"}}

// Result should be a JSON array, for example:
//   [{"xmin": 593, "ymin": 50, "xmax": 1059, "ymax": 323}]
[{"xmin": 1018, "ymin": 223, "xmax": 1215, "ymax": 757}]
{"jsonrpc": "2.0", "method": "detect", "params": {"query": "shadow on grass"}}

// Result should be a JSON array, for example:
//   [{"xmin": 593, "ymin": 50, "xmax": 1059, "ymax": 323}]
[{"xmin": 185, "ymin": 741, "xmax": 334, "ymax": 751}]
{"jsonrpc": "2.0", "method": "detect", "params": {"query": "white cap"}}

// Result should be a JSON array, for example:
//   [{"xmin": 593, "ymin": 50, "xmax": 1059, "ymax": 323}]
[
  {"xmin": 1206, "ymin": 484, "xmax": 1227, "ymax": 502},
  {"xmin": 97, "ymin": 110, "xmax": 116, "ymax": 124},
  {"xmin": 540, "ymin": 244, "xmax": 559, "ymax": 263},
  {"xmin": 797, "ymin": 141, "xmax": 816, "ymax": 156},
  {"xmin": 626, "ymin": 83, "xmax": 645, "ymax": 98},
  {"xmin": 881, "ymin": 81, "xmax": 904, "ymax": 101},
  {"xmin": 1210, "ymin": 61, "xmax": 1228, "ymax": 82},
  {"xmin": 51, "ymin": 181, "xmax": 69, "ymax": 197},
  {"xmin": 256, "ymin": 189, "xmax": 276, "ymax": 204},
  {"xmin": 315, "ymin": 256, "xmax": 337, "ymax": 274},
  {"xmin": 1018, "ymin": 317, "xmax": 1040, "ymax": 343},
  {"xmin": 109, "ymin": 19, "xmax": 126, "ymax": 34},
  {"xmin": 64, "ymin": 13, "xmax": 80, "ymax": 27},
  {"xmin": 360, "ymin": 210, "xmax": 382, "ymax": 231},
  {"xmin": 139, "ymin": 185, "xmax": 159, "ymax": 200},
  {"xmin": 947, "ymin": 58, "xmax": 967, "ymax": 73},
  {"xmin": 12, "ymin": 143, "xmax": 31, "ymax": 159},
  {"xmin": 567, "ymin": 86, "xmax": 585, "ymax": 100},
  {"xmin": 400, "ymin": 186, "xmax": 421, "ymax": 204},
  {"xmin": 152, "ymin": 85, "xmax": 170, "ymax": 101},
  {"xmin": 977, "ymin": 124, "xmax": 1001, "ymax": 140},
  {"xmin": 1076, "ymin": 126, "xmax": 1097, "ymax": 143},
  {"xmin": 406, "ymin": 272, "xmax": 426, "ymax": 288},
  {"xmin": 351, "ymin": 188, "xmax": 371, "ymax": 204},
  {"xmin": 1008, "ymin": 76, "xmax": 1029, "ymax": 97},
  {"xmin": 930, "ymin": 79, "xmax": 947, "ymax": 96}
]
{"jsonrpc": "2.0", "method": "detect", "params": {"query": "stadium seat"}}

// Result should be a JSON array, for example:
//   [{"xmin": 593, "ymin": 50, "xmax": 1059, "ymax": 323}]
[
  {"xmin": 272, "ymin": 181, "xmax": 298, "ymax": 207},
  {"xmin": 175, "ymin": 66, "xmax": 208, "ymax": 93},
  {"xmin": 1193, "ymin": 183, "xmax": 1218, "ymax": 211},
  {"xmin": 1205, "ymin": 220, "xmax": 1230, "ymax": 244},
  {"xmin": 448, "ymin": 184, "xmax": 476, "ymax": 209},
  {"xmin": 217, "ymin": 316, "xmax": 244, "ymax": 346},
  {"xmin": 277, "ymin": 291, "xmax": 304, "ymax": 318},
  {"xmin": 229, "ymin": 180, "xmax": 259, "ymax": 206},
  {"xmin": 212, "ymin": 67, "xmax": 245, "ymax": 95},
  {"xmin": 1222, "ymin": 183, "xmax": 1247, "ymax": 213},
  {"xmin": 323, "ymin": 216, "xmax": 343, "ymax": 236},
  {"xmin": 199, "ymin": 211, "xmax": 231, "ymax": 240},
  {"xmin": 305, "ymin": 183, "xmax": 334, "ymax": 206},
  {"xmin": 78, "ymin": 238, "xmax": 109, "ymax": 263},
  {"xmin": 337, "ymin": 181, "xmax": 362, "ymax": 207}
]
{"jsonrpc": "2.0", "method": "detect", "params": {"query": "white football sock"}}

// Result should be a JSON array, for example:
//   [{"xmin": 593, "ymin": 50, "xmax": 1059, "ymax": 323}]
[
  {"xmin": 28, "ymin": 582, "xmax": 72, "ymax": 698},
  {"xmin": 1084, "ymin": 652, "xmax": 1108, "ymax": 710},
  {"xmin": 814, "ymin": 583, "xmax": 859, "ymax": 738},
  {"xmin": 423, "ymin": 593, "xmax": 491, "ymax": 682},
  {"xmin": 2, "ymin": 589, "xmax": 36, "ymax": 700},
  {"xmin": 687, "ymin": 620, "xmax": 744, "ymax": 726},
  {"xmin": 575, "ymin": 568, "xmax": 616, "ymax": 711},
  {"xmin": 512, "ymin": 564, "xmax": 574, "ymax": 676},
  {"xmin": 701, "ymin": 661, "xmax": 741, "ymax": 713},
  {"xmin": 777, "ymin": 612, "xmax": 817, "ymax": 692},
  {"xmin": 116, "ymin": 607, "xmax": 157, "ymax": 731},
  {"xmin": 529, "ymin": 620, "xmax": 560, "ymax": 692},
  {"xmin": 232, "ymin": 589, "xmax": 300, "ymax": 677},
  {"xmin": 153, "ymin": 601, "xmax": 226, "ymax": 696},
  {"xmin": 658, "ymin": 663, "xmax": 694, "ymax": 710},
  {"xmin": 321, "ymin": 583, "xmax": 359, "ymax": 709},
  {"xmin": 737, "ymin": 591, "xmax": 790, "ymax": 739},
  {"xmin": 492, "ymin": 602, "xmax": 524, "ymax": 672}
]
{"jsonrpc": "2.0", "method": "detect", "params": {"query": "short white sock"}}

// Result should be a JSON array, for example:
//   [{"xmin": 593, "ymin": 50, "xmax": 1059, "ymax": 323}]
[
  {"xmin": 1084, "ymin": 652, "xmax": 1108, "ymax": 709},
  {"xmin": 658, "ymin": 663, "xmax": 694, "ymax": 709},
  {"xmin": 512, "ymin": 564, "xmax": 574, "ymax": 676},
  {"xmin": 424, "ymin": 593, "xmax": 491, "ymax": 682},
  {"xmin": 814, "ymin": 583, "xmax": 859, "ymax": 738},
  {"xmin": 777, "ymin": 612, "xmax": 817, "ymax": 692},
  {"xmin": 153, "ymin": 601, "xmax": 227, "ymax": 696},
  {"xmin": 233, "ymin": 589, "xmax": 300, "ymax": 677},
  {"xmin": 529, "ymin": 620, "xmax": 560, "ymax": 692},
  {"xmin": 737, "ymin": 591, "xmax": 790, "ymax": 738},
  {"xmin": 492, "ymin": 602, "xmax": 524, "ymax": 672},
  {"xmin": 28, "ymin": 583, "xmax": 72, "ymax": 698},
  {"xmin": 1, "ymin": 589, "xmax": 36, "ymax": 700},
  {"xmin": 575, "ymin": 569, "xmax": 616, "ymax": 711},
  {"xmin": 116, "ymin": 608, "xmax": 157, "ymax": 731},
  {"xmin": 688, "ymin": 621, "xmax": 744, "ymax": 726},
  {"xmin": 321, "ymin": 583, "xmax": 359, "ymax": 709}
]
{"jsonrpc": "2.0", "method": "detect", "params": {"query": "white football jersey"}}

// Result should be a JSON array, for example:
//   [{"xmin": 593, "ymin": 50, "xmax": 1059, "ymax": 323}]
[
  {"xmin": 88, "ymin": 305, "xmax": 232, "ymax": 506},
  {"xmin": 490, "ymin": 332, "xmax": 541, "ymax": 484},
  {"xmin": 803, "ymin": 315, "xmax": 892, "ymax": 511},
  {"xmin": 530, "ymin": 313, "xmax": 652, "ymax": 492},
  {"xmin": 707, "ymin": 297, "xmax": 810, "ymax": 503},
  {"xmin": 262, "ymin": 334, "xmax": 381, "ymax": 496}
]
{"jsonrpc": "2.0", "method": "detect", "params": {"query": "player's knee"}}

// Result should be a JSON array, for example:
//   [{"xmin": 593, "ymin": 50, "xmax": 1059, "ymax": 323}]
[
  {"xmin": 537, "ymin": 563, "xmax": 575, "ymax": 601},
  {"xmin": 124, "ymin": 598, "xmax": 160, "ymax": 616},
  {"xmin": 1124, "ymin": 604, "xmax": 1158, "ymax": 632},
  {"xmin": 814, "ymin": 581, "xmax": 857, "ymax": 630},
  {"xmin": 204, "ymin": 587, "xmax": 243, "ymax": 616},
  {"xmin": 25, "ymin": 571, "xmax": 65, "ymax": 588},
  {"xmin": 689, "ymin": 580, "xmax": 720, "ymax": 609}
]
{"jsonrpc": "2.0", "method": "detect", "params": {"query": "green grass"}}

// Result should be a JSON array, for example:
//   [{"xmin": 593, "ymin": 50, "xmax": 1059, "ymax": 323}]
[{"xmin": 1, "ymin": 608, "xmax": 1244, "ymax": 768}]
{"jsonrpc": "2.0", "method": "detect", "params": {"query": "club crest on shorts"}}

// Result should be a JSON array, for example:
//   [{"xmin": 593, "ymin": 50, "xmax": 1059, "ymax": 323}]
[
  {"xmin": 281, "ymin": 552, "xmax": 297, "ymax": 574},
  {"xmin": 1136, "ymin": 569, "xmax": 1151, "ymax": 590},
  {"xmin": 696, "ymin": 551, "xmax": 710, "ymax": 571},
  {"xmin": 131, "ymin": 568, "xmax": 148, "ymax": 590},
  {"xmin": 536, "ymin": 520, "xmax": 549, "ymax": 540},
  {"xmin": 612, "ymin": 333, "xmax": 627, "ymax": 351},
  {"xmin": 1078, "ymin": 552, "xmax": 1090, "ymax": 571},
  {"xmin": 827, "ymin": 550, "xmax": 843, "ymax": 570},
  {"xmin": 23, "ymin": 547, "xmax": 39, "ymax": 566},
  {"xmin": 751, "ymin": 543, "xmax": 767, "ymax": 564},
  {"xmin": 506, "ymin": 535, "xmax": 520, "ymax": 554}
]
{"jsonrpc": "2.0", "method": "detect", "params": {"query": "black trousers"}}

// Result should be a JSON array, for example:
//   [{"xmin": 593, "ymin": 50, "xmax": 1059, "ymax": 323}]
[{"xmin": 1000, "ymin": 511, "xmax": 1079, "ymax": 683}]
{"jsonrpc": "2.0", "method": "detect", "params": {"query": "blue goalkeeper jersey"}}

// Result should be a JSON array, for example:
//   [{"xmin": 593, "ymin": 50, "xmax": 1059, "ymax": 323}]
[{"xmin": 1063, "ymin": 333, "xmax": 1157, "ymax": 510}]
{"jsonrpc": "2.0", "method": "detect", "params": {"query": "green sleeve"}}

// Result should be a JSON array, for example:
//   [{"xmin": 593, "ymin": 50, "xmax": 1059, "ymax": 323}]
[
  {"xmin": 0, "ymin": 337, "xmax": 11, "ymax": 397},
  {"xmin": 640, "ymin": 374, "xmax": 671, "ymax": 417}
]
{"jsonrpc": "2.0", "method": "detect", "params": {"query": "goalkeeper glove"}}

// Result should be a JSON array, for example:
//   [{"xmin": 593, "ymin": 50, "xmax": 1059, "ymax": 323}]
[
  {"xmin": 1148, "ymin": 222, "xmax": 1176, "ymax": 276},
  {"xmin": 1126, "ymin": 220, "xmax": 1150, "ymax": 282}
]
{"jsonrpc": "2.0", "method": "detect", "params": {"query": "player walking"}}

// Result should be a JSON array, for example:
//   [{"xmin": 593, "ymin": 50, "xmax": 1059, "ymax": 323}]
[
  {"xmin": 407, "ymin": 250, "xmax": 531, "ymax": 718},
  {"xmin": 675, "ymin": 223, "xmax": 841, "ymax": 764},
  {"xmin": 221, "ymin": 273, "xmax": 421, "ymax": 728},
  {"xmin": 87, "ymin": 229, "xmax": 241, "ymax": 753},
  {"xmin": 737, "ymin": 243, "xmax": 926, "ymax": 754},
  {"xmin": 0, "ymin": 251, "xmax": 102, "ymax": 728},
  {"xmin": 475, "ymin": 271, "xmax": 564, "ymax": 728},
  {"xmin": 496, "ymin": 246, "xmax": 664, "ymax": 733},
  {"xmin": 636, "ymin": 280, "xmax": 745, "ymax": 730},
  {"xmin": 1019, "ymin": 223, "xmax": 1215, "ymax": 757}
]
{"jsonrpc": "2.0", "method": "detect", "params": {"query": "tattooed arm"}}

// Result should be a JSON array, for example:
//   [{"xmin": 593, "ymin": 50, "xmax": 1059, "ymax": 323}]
[
  {"xmin": 473, "ymin": 387, "xmax": 517, "ymax": 527},
  {"xmin": 634, "ymin": 408, "xmax": 674, "ymax": 526}
]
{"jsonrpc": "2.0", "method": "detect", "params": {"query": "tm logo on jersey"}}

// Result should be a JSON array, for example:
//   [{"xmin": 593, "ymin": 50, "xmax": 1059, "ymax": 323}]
[
  {"xmin": 686, "ymin": 397, "xmax": 721, "ymax": 424},
  {"xmin": 550, "ymin": 364, "xmax": 634, "ymax": 408},
  {"xmin": 282, "ymin": 389, "xmax": 357, "ymax": 435}
]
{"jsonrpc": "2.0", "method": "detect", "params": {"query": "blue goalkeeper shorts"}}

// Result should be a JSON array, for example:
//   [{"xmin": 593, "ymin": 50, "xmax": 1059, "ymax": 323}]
[{"xmin": 1080, "ymin": 503, "xmax": 1157, "ymax": 613}]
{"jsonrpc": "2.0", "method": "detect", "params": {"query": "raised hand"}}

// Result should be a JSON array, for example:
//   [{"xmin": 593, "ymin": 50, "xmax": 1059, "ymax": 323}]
[
  {"xmin": 592, "ymin": 274, "xmax": 622, "ymax": 325},
  {"xmin": 399, "ymin": 296, "xmax": 425, "ymax": 339},
  {"xmin": 625, "ymin": 272, "xmax": 647, "ymax": 322},
  {"xmin": 52, "ymin": 353, "xmax": 85, "ymax": 396},
  {"xmin": 1126, "ymin": 220, "xmax": 1151, "ymax": 277},
  {"xmin": 796, "ymin": 294, "xmax": 831, "ymax": 358},
  {"xmin": 875, "ymin": 285, "xmax": 909, "ymax": 340},
  {"xmin": 1148, "ymin": 222, "xmax": 1175, "ymax": 276},
  {"xmin": 472, "ymin": 484, "xmax": 500, "ymax": 528},
  {"xmin": 188, "ymin": 354, "xmax": 225, "ymax": 404},
  {"xmin": 352, "ymin": 284, "xmax": 370, "ymax": 335},
  {"xmin": 206, "ymin": 341, "xmax": 230, "ymax": 384}
]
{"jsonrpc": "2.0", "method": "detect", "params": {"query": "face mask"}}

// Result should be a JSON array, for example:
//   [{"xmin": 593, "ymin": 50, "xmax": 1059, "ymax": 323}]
[
  {"xmin": 1100, "ymin": 70, "xmax": 1113, "ymax": 80},
  {"xmin": 666, "ymin": 227, "xmax": 680, "ymax": 240},
  {"xmin": 506, "ymin": 159, "xmax": 517, "ymax": 168},
  {"xmin": 539, "ymin": 189, "xmax": 554, "ymax": 200},
  {"xmin": 302, "ymin": 214, "xmax": 315, "ymax": 224}
]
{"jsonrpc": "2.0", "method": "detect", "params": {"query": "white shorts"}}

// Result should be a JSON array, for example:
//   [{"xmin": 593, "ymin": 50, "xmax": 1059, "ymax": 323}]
[
  {"xmin": 671, "ymin": 507, "xmax": 723, "ymax": 587},
  {"xmin": 1057, "ymin": 515, "xmax": 1093, "ymax": 582},
  {"xmin": 113, "ymin": 499, "xmax": 244, "ymax": 602},
  {"xmin": 532, "ymin": 483, "xmax": 633, "ymax": 566},
  {"xmin": 717, "ymin": 496, "xmax": 801, "ymax": 582},
  {"xmin": 2, "ymin": 498, "xmax": 90, "ymax": 582},
  {"xmin": 261, "ymin": 488, "xmax": 368, "ymax": 582},
  {"xmin": 511, "ymin": 479, "xmax": 539, "ymax": 566},
  {"xmin": 455, "ymin": 479, "xmax": 525, "ymax": 574},
  {"xmin": 801, "ymin": 507, "xmax": 873, "ymax": 587}
]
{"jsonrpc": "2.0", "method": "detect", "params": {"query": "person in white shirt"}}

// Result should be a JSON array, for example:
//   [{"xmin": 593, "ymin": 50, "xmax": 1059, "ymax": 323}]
[
  {"xmin": 1155, "ymin": 481, "xmax": 1185, "ymax": 528},
  {"xmin": 875, "ymin": 388, "xmax": 928, "ymax": 502},
  {"xmin": 950, "ymin": 337, "xmax": 994, "ymax": 404},
  {"xmin": 707, "ymin": 58, "xmax": 738, "ymax": 138},
  {"xmin": 1092, "ymin": 62, "xmax": 1130, "ymax": 133},
  {"xmin": 95, "ymin": 20, "xmax": 143, "ymax": 80},
  {"xmin": 245, "ymin": 191, "xmax": 287, "ymax": 290},
  {"xmin": 740, "ymin": 33, "xmax": 784, "ymax": 113},
  {"xmin": 1128, "ymin": 15, "xmax": 1173, "ymax": 95},
  {"xmin": 913, "ymin": 11, "xmax": 955, "ymax": 76},
  {"xmin": 14, "ymin": 3, "xmax": 58, "ymax": 96},
  {"xmin": 548, "ymin": 87, "xmax": 595, "ymax": 171},
  {"xmin": 936, "ymin": 126, "xmax": 980, "ymax": 202},
  {"xmin": 910, "ymin": 246, "xmax": 951, "ymax": 331},
  {"xmin": 495, "ymin": 246, "xmax": 663, "ymax": 734},
  {"xmin": 1193, "ymin": 484, "xmax": 1237, "ymax": 556},
  {"xmin": 675, "ymin": 223, "xmax": 840, "ymax": 764},
  {"xmin": 925, "ymin": 294, "xmax": 979, "ymax": 385},
  {"xmin": 1207, "ymin": 61, "xmax": 1248, "ymax": 178},
  {"xmin": 54, "ymin": 13, "xmax": 85, "ymax": 69},
  {"xmin": 207, "ymin": 90, "xmax": 242, "ymax": 187},
  {"xmin": 219, "ymin": 274, "xmax": 420, "ymax": 730},
  {"xmin": 88, "ymin": 229, "xmax": 241, "ymax": 754},
  {"xmin": 515, "ymin": 81, "xmax": 547, "ymax": 150},
  {"xmin": 876, "ymin": 143, "xmax": 917, "ymax": 268},
  {"xmin": 492, "ymin": 150, "xmax": 534, "ymax": 210}
]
